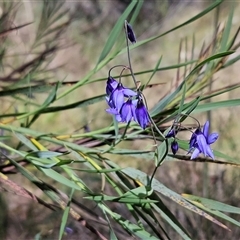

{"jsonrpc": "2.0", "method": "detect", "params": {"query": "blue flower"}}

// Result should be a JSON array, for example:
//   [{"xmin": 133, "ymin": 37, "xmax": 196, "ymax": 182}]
[
  {"xmin": 110, "ymin": 83, "xmax": 137, "ymax": 110},
  {"xmin": 135, "ymin": 98, "xmax": 150, "ymax": 129},
  {"xmin": 189, "ymin": 121, "xmax": 219, "ymax": 159},
  {"xmin": 171, "ymin": 141, "xmax": 179, "ymax": 155},
  {"xmin": 120, "ymin": 98, "xmax": 137, "ymax": 123},
  {"xmin": 106, "ymin": 76, "xmax": 118, "ymax": 95}
]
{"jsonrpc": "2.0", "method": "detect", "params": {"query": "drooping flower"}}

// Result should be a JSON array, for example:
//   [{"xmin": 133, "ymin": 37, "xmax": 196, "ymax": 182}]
[
  {"xmin": 171, "ymin": 141, "xmax": 179, "ymax": 155},
  {"xmin": 135, "ymin": 98, "xmax": 150, "ymax": 129},
  {"xmin": 120, "ymin": 98, "xmax": 137, "ymax": 123},
  {"xmin": 110, "ymin": 83, "xmax": 137, "ymax": 110},
  {"xmin": 189, "ymin": 121, "xmax": 219, "ymax": 159},
  {"xmin": 126, "ymin": 22, "xmax": 136, "ymax": 44},
  {"xmin": 106, "ymin": 76, "xmax": 118, "ymax": 95}
]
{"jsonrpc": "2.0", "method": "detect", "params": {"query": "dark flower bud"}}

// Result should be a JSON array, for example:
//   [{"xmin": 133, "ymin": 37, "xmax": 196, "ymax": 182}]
[
  {"xmin": 166, "ymin": 128, "xmax": 175, "ymax": 138},
  {"xmin": 171, "ymin": 141, "xmax": 179, "ymax": 155},
  {"xmin": 126, "ymin": 22, "xmax": 136, "ymax": 44}
]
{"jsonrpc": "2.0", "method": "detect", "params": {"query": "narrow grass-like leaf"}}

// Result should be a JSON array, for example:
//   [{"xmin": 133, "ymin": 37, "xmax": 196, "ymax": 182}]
[
  {"xmin": 182, "ymin": 194, "xmax": 240, "ymax": 214},
  {"xmin": 194, "ymin": 99, "xmax": 240, "ymax": 113},
  {"xmin": 122, "ymin": 168, "xmax": 230, "ymax": 230},
  {"xmin": 156, "ymin": 141, "xmax": 168, "ymax": 166},
  {"xmin": 183, "ymin": 195, "xmax": 240, "ymax": 228},
  {"xmin": 86, "ymin": 195, "xmax": 158, "ymax": 204},
  {"xmin": 26, "ymin": 151, "xmax": 66, "ymax": 158},
  {"xmin": 38, "ymin": 168, "xmax": 83, "ymax": 191},
  {"xmin": 100, "ymin": 203, "xmax": 159, "ymax": 239},
  {"xmin": 219, "ymin": 4, "xmax": 234, "ymax": 52},
  {"xmin": 15, "ymin": 133, "xmax": 38, "ymax": 151},
  {"xmin": 59, "ymin": 189, "xmax": 74, "ymax": 240},
  {"xmin": 16, "ymin": 83, "xmax": 59, "ymax": 120},
  {"xmin": 178, "ymin": 82, "xmax": 187, "ymax": 116},
  {"xmin": 151, "ymin": 204, "xmax": 191, "ymax": 240},
  {"xmin": 189, "ymin": 51, "xmax": 234, "ymax": 75},
  {"xmin": 150, "ymin": 193, "xmax": 191, "ymax": 239}
]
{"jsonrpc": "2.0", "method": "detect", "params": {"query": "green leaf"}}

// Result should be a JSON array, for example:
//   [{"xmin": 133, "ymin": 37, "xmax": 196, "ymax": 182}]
[
  {"xmin": 85, "ymin": 194, "xmax": 158, "ymax": 204},
  {"xmin": 39, "ymin": 168, "xmax": 83, "ymax": 191},
  {"xmin": 122, "ymin": 167, "xmax": 230, "ymax": 231},
  {"xmin": 189, "ymin": 51, "xmax": 234, "ymax": 74},
  {"xmin": 183, "ymin": 194, "xmax": 240, "ymax": 228},
  {"xmin": 58, "ymin": 189, "xmax": 74, "ymax": 240},
  {"xmin": 15, "ymin": 133, "xmax": 38, "ymax": 151},
  {"xmin": 16, "ymin": 83, "xmax": 59, "ymax": 120},
  {"xmin": 26, "ymin": 151, "xmax": 66, "ymax": 158},
  {"xmin": 178, "ymin": 81, "xmax": 187, "ymax": 116},
  {"xmin": 155, "ymin": 141, "xmax": 168, "ymax": 166},
  {"xmin": 151, "ymin": 203, "xmax": 191, "ymax": 240},
  {"xmin": 42, "ymin": 82, "xmax": 59, "ymax": 106},
  {"xmin": 219, "ymin": 4, "xmax": 234, "ymax": 52},
  {"xmin": 150, "ymin": 82, "xmax": 183, "ymax": 117},
  {"xmin": 182, "ymin": 194, "xmax": 240, "ymax": 214},
  {"xmin": 100, "ymin": 203, "xmax": 159, "ymax": 239},
  {"xmin": 194, "ymin": 99, "xmax": 240, "ymax": 113}
]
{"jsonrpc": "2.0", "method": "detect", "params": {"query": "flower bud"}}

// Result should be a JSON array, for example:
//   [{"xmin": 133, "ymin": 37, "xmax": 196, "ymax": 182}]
[{"xmin": 171, "ymin": 141, "xmax": 179, "ymax": 155}]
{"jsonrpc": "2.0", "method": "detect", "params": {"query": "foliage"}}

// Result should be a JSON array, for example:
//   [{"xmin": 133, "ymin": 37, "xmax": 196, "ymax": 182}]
[{"xmin": 1, "ymin": 1, "xmax": 240, "ymax": 239}]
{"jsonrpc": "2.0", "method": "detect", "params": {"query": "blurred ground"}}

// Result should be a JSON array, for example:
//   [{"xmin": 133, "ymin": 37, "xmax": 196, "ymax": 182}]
[{"xmin": 1, "ymin": 1, "xmax": 240, "ymax": 239}]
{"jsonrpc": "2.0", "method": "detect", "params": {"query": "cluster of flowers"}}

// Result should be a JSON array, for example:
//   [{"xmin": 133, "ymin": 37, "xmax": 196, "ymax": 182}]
[
  {"xmin": 105, "ymin": 77, "xmax": 150, "ymax": 129},
  {"xmin": 104, "ymin": 20, "xmax": 219, "ymax": 160},
  {"xmin": 166, "ymin": 120, "xmax": 219, "ymax": 159}
]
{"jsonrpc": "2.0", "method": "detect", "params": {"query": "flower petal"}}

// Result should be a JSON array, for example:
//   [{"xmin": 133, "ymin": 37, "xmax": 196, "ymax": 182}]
[
  {"xmin": 121, "ymin": 103, "xmax": 131, "ymax": 122},
  {"xmin": 203, "ymin": 121, "xmax": 209, "ymax": 139},
  {"xmin": 207, "ymin": 132, "xmax": 219, "ymax": 144},
  {"xmin": 191, "ymin": 148, "xmax": 200, "ymax": 159},
  {"xmin": 206, "ymin": 146, "xmax": 214, "ymax": 159},
  {"xmin": 106, "ymin": 108, "xmax": 122, "ymax": 122},
  {"xmin": 111, "ymin": 89, "xmax": 124, "ymax": 110},
  {"xmin": 196, "ymin": 134, "xmax": 208, "ymax": 156},
  {"xmin": 106, "ymin": 108, "xmax": 118, "ymax": 115},
  {"xmin": 123, "ymin": 88, "xmax": 137, "ymax": 97}
]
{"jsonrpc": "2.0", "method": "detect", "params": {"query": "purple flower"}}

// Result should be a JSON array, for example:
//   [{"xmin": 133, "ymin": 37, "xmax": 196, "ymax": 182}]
[
  {"xmin": 135, "ymin": 99, "xmax": 150, "ymax": 129},
  {"xmin": 110, "ymin": 83, "xmax": 137, "ymax": 110},
  {"xmin": 126, "ymin": 22, "xmax": 136, "ymax": 44},
  {"xmin": 171, "ymin": 141, "xmax": 179, "ymax": 155},
  {"xmin": 120, "ymin": 98, "xmax": 137, "ymax": 123},
  {"xmin": 189, "ymin": 121, "xmax": 219, "ymax": 159},
  {"xmin": 106, "ymin": 76, "xmax": 118, "ymax": 95}
]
